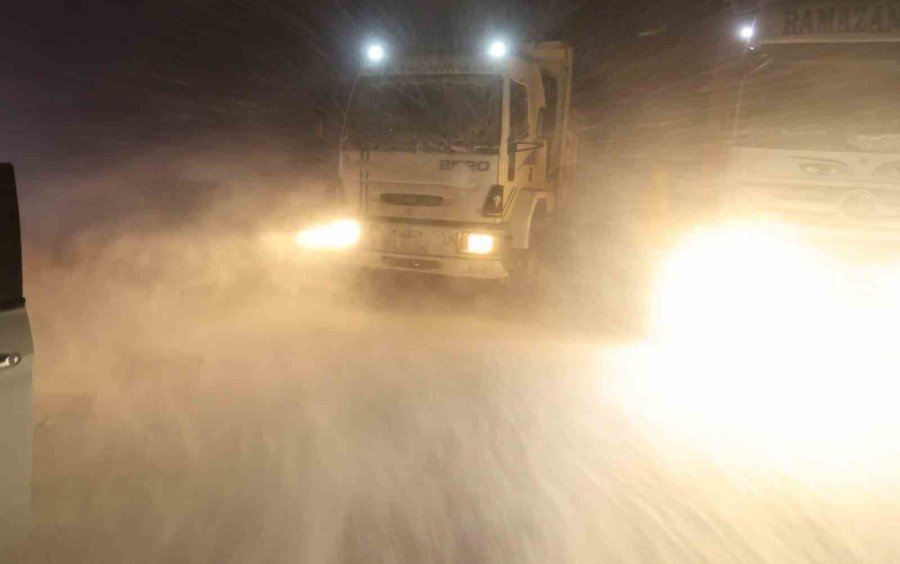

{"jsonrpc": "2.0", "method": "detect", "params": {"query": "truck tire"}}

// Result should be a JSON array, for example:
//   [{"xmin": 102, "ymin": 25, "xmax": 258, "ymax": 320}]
[{"xmin": 505, "ymin": 207, "xmax": 552, "ymax": 299}]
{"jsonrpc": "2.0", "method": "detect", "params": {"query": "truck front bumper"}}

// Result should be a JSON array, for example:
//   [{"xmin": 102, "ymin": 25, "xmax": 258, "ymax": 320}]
[
  {"xmin": 351, "ymin": 250, "xmax": 507, "ymax": 279},
  {"xmin": 350, "ymin": 220, "xmax": 509, "ymax": 279}
]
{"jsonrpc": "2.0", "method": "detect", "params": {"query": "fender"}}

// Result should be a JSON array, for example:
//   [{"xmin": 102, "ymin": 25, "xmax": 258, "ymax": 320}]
[{"xmin": 507, "ymin": 188, "xmax": 556, "ymax": 249}]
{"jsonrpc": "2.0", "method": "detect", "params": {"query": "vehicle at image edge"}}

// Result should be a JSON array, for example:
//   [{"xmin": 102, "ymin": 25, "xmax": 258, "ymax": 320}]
[
  {"xmin": 332, "ymin": 41, "xmax": 576, "ymax": 281},
  {"xmin": 585, "ymin": 0, "xmax": 900, "ymax": 341},
  {"xmin": 726, "ymin": 0, "xmax": 900, "ymax": 241},
  {"xmin": 0, "ymin": 163, "xmax": 33, "ymax": 553}
]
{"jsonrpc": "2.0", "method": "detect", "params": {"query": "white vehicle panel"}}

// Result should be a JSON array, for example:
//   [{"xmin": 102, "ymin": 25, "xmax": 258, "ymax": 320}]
[{"xmin": 0, "ymin": 163, "xmax": 32, "ymax": 553}]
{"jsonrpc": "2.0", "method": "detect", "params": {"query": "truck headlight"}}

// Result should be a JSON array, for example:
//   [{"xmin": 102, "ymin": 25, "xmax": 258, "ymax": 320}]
[
  {"xmin": 295, "ymin": 219, "xmax": 361, "ymax": 250},
  {"xmin": 461, "ymin": 233, "xmax": 496, "ymax": 255},
  {"xmin": 639, "ymin": 219, "xmax": 900, "ymax": 477},
  {"xmin": 487, "ymin": 39, "xmax": 508, "ymax": 59},
  {"xmin": 653, "ymin": 219, "xmax": 822, "ymax": 343}
]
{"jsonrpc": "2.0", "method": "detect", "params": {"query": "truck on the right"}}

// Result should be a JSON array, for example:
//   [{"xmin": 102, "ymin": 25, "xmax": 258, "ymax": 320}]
[{"xmin": 725, "ymin": 0, "xmax": 900, "ymax": 241}]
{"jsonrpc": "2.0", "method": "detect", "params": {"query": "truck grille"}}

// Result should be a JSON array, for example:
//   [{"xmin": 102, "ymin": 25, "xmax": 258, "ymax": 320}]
[
  {"xmin": 740, "ymin": 182, "xmax": 900, "ymax": 240},
  {"xmin": 380, "ymin": 256, "xmax": 442, "ymax": 270},
  {"xmin": 379, "ymin": 193, "xmax": 445, "ymax": 207},
  {"xmin": 740, "ymin": 182, "xmax": 900, "ymax": 229},
  {"xmin": 755, "ymin": 183, "xmax": 900, "ymax": 207}
]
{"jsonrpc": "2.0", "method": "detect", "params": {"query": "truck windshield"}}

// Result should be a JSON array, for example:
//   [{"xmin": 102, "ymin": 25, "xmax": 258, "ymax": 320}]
[
  {"xmin": 344, "ymin": 75, "xmax": 502, "ymax": 154},
  {"xmin": 735, "ymin": 48, "xmax": 900, "ymax": 153}
]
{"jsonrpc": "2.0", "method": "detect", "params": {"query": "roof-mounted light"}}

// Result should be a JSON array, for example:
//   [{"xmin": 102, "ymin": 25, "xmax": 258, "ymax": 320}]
[
  {"xmin": 487, "ymin": 40, "xmax": 508, "ymax": 59},
  {"xmin": 738, "ymin": 25, "xmax": 755, "ymax": 41},
  {"xmin": 365, "ymin": 43, "xmax": 386, "ymax": 63}
]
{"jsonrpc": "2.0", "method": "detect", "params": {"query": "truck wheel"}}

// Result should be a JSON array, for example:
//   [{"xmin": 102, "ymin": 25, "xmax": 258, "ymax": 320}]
[
  {"xmin": 505, "ymin": 211, "xmax": 552, "ymax": 299},
  {"xmin": 506, "ymin": 251, "xmax": 543, "ymax": 295}
]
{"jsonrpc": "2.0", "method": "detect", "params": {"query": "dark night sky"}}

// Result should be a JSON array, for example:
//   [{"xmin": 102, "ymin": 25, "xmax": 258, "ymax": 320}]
[
  {"xmin": 1, "ymin": 0, "xmax": 730, "ymax": 260},
  {"xmin": 2, "ymin": 1, "xmax": 723, "ymax": 175}
]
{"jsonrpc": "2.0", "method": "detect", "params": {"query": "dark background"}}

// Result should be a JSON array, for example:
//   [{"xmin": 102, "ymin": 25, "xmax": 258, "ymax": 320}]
[{"xmin": 2, "ymin": 0, "xmax": 729, "ymax": 164}]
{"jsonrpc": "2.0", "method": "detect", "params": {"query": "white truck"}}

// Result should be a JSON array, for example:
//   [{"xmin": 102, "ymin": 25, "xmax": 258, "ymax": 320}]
[
  {"xmin": 318, "ymin": 41, "xmax": 575, "ymax": 282},
  {"xmin": 727, "ymin": 1, "xmax": 900, "ymax": 238}
]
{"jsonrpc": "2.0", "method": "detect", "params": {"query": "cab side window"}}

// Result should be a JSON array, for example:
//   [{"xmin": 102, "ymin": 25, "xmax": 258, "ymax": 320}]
[
  {"xmin": 0, "ymin": 164, "xmax": 23, "ymax": 310},
  {"xmin": 541, "ymin": 72, "xmax": 558, "ymax": 140},
  {"xmin": 510, "ymin": 81, "xmax": 529, "ymax": 139}
]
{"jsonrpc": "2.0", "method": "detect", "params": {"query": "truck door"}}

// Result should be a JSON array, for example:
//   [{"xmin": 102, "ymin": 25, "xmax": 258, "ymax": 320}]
[
  {"xmin": 0, "ymin": 163, "xmax": 32, "ymax": 552},
  {"xmin": 507, "ymin": 81, "xmax": 542, "ymax": 190}
]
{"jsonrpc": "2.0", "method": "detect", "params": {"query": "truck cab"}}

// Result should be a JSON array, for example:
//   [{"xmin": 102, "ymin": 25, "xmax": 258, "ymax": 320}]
[
  {"xmin": 727, "ymin": 1, "xmax": 900, "ymax": 240},
  {"xmin": 335, "ymin": 42, "xmax": 574, "ymax": 279}
]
